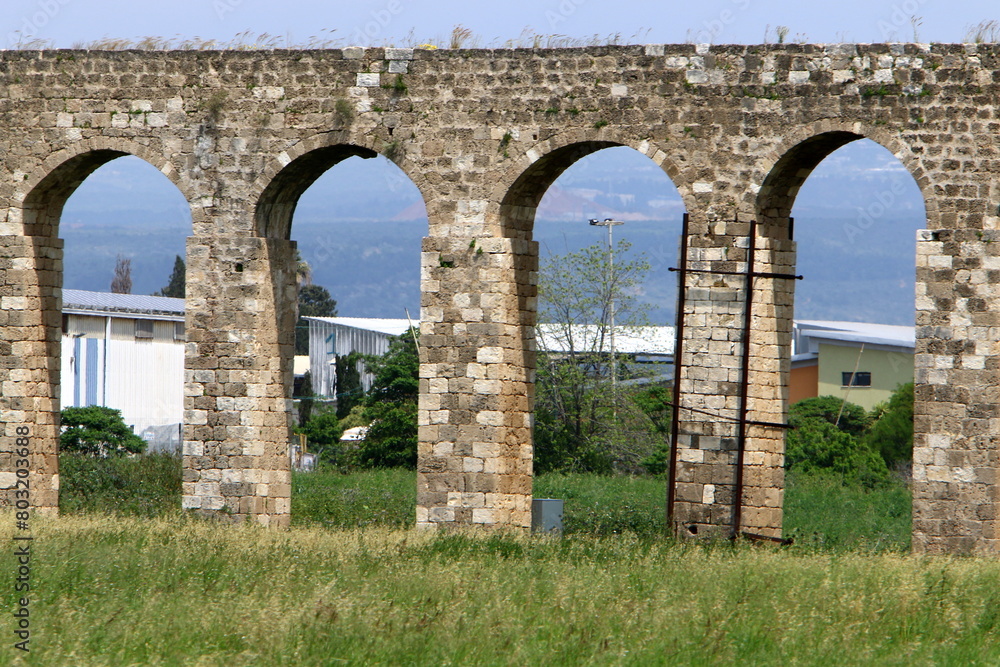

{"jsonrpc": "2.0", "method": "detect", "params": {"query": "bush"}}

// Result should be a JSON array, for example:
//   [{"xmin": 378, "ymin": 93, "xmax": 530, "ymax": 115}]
[
  {"xmin": 789, "ymin": 395, "xmax": 870, "ymax": 437},
  {"xmin": 785, "ymin": 418, "xmax": 891, "ymax": 488},
  {"xmin": 865, "ymin": 382, "xmax": 914, "ymax": 467},
  {"xmin": 59, "ymin": 451, "xmax": 181, "ymax": 516},
  {"xmin": 299, "ymin": 408, "xmax": 346, "ymax": 468},
  {"xmin": 60, "ymin": 406, "xmax": 146, "ymax": 456}
]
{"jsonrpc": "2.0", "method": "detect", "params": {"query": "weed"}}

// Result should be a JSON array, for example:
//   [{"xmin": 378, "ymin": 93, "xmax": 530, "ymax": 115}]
[
  {"xmin": 498, "ymin": 131, "xmax": 512, "ymax": 152},
  {"xmin": 378, "ymin": 74, "xmax": 407, "ymax": 94},
  {"xmin": 861, "ymin": 85, "xmax": 896, "ymax": 98},
  {"xmin": 439, "ymin": 259, "xmax": 455, "ymax": 268},
  {"xmin": 334, "ymin": 97, "xmax": 353, "ymax": 125},
  {"xmin": 544, "ymin": 107, "xmax": 559, "ymax": 115},
  {"xmin": 382, "ymin": 140, "xmax": 403, "ymax": 163},
  {"xmin": 204, "ymin": 90, "xmax": 227, "ymax": 122},
  {"xmin": 965, "ymin": 19, "xmax": 1000, "ymax": 44}
]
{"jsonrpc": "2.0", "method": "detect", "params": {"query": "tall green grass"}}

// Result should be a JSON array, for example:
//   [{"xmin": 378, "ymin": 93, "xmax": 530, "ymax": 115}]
[
  {"xmin": 4, "ymin": 515, "xmax": 999, "ymax": 666},
  {"xmin": 783, "ymin": 469, "xmax": 912, "ymax": 552},
  {"xmin": 59, "ymin": 456, "xmax": 913, "ymax": 551},
  {"xmin": 58, "ymin": 452, "xmax": 182, "ymax": 517}
]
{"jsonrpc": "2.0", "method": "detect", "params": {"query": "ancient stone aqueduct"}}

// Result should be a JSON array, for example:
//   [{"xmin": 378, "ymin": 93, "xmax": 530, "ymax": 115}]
[{"xmin": 0, "ymin": 42, "xmax": 998, "ymax": 553}]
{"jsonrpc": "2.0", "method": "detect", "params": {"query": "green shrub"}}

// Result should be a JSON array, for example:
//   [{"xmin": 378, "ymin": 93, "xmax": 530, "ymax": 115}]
[
  {"xmin": 60, "ymin": 406, "xmax": 146, "ymax": 456},
  {"xmin": 785, "ymin": 418, "xmax": 891, "ymax": 488},
  {"xmin": 789, "ymin": 395, "xmax": 870, "ymax": 437},
  {"xmin": 59, "ymin": 451, "xmax": 181, "ymax": 516},
  {"xmin": 865, "ymin": 382, "xmax": 914, "ymax": 467},
  {"xmin": 359, "ymin": 330, "xmax": 418, "ymax": 469},
  {"xmin": 300, "ymin": 408, "xmax": 345, "ymax": 468}
]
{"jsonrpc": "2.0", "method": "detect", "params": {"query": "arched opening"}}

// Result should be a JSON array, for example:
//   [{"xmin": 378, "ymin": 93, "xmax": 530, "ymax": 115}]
[
  {"xmin": 254, "ymin": 144, "xmax": 427, "ymax": 523},
  {"xmin": 499, "ymin": 141, "xmax": 687, "ymax": 533},
  {"xmin": 755, "ymin": 132, "xmax": 927, "ymax": 548},
  {"xmin": 19, "ymin": 150, "xmax": 192, "ymax": 514}
]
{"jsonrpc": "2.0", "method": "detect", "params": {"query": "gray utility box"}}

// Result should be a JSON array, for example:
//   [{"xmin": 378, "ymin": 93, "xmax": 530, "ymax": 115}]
[{"xmin": 531, "ymin": 498, "xmax": 564, "ymax": 534}]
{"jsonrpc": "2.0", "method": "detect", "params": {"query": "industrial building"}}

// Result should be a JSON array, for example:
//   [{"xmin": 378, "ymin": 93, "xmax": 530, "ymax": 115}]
[{"xmin": 61, "ymin": 289, "xmax": 185, "ymax": 452}]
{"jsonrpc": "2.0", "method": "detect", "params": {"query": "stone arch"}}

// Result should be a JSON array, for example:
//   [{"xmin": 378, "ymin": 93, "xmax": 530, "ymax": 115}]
[
  {"xmin": 16, "ymin": 138, "xmax": 194, "ymax": 236},
  {"xmin": 752, "ymin": 118, "xmax": 936, "ymax": 238},
  {"xmin": 250, "ymin": 132, "xmax": 430, "ymax": 240},
  {"xmin": 710, "ymin": 118, "xmax": 934, "ymax": 539},
  {"xmin": 3, "ymin": 140, "xmax": 193, "ymax": 516},
  {"xmin": 489, "ymin": 129, "xmax": 697, "ymax": 240}
]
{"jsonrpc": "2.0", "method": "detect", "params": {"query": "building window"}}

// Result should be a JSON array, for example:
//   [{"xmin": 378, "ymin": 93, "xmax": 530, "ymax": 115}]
[
  {"xmin": 135, "ymin": 319, "xmax": 154, "ymax": 340},
  {"xmin": 173, "ymin": 321, "xmax": 185, "ymax": 341},
  {"xmin": 842, "ymin": 371, "xmax": 871, "ymax": 387}
]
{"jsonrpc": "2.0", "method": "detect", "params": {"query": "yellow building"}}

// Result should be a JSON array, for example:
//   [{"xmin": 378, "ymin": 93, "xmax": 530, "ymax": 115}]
[{"xmin": 790, "ymin": 321, "xmax": 914, "ymax": 411}]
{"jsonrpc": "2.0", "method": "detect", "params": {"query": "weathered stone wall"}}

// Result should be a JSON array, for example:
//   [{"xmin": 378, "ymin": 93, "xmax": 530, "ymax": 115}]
[{"xmin": 0, "ymin": 43, "xmax": 996, "ymax": 550}]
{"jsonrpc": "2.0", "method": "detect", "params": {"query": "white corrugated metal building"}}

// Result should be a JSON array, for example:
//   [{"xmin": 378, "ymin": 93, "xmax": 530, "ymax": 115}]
[
  {"xmin": 306, "ymin": 316, "xmax": 413, "ymax": 399},
  {"xmin": 61, "ymin": 289, "xmax": 185, "ymax": 452}
]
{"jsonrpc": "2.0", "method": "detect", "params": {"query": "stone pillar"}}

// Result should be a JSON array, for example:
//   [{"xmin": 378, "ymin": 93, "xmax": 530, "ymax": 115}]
[
  {"xmin": 416, "ymin": 235, "xmax": 534, "ymax": 529},
  {"xmin": 671, "ymin": 219, "xmax": 791, "ymax": 539},
  {"xmin": 912, "ymin": 229, "xmax": 1000, "ymax": 554},
  {"xmin": 0, "ymin": 234, "xmax": 61, "ymax": 515},
  {"xmin": 182, "ymin": 235, "xmax": 296, "ymax": 527}
]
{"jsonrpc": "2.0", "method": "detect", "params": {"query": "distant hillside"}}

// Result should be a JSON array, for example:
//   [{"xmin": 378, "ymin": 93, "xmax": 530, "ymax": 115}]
[{"xmin": 58, "ymin": 138, "xmax": 926, "ymax": 326}]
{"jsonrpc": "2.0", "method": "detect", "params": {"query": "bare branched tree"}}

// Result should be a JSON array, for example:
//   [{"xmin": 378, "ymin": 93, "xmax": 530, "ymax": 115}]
[{"xmin": 111, "ymin": 255, "xmax": 132, "ymax": 294}]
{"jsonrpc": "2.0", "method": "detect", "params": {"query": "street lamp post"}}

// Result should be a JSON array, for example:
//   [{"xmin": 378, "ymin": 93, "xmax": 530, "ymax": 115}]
[{"xmin": 589, "ymin": 218, "xmax": 624, "ymax": 412}]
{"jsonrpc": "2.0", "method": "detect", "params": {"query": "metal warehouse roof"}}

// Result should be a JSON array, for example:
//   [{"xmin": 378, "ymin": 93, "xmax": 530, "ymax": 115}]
[
  {"xmin": 304, "ymin": 316, "xmax": 414, "ymax": 337},
  {"xmin": 62, "ymin": 289, "xmax": 185, "ymax": 319},
  {"xmin": 795, "ymin": 320, "xmax": 915, "ymax": 351},
  {"xmin": 537, "ymin": 324, "xmax": 675, "ymax": 356}
]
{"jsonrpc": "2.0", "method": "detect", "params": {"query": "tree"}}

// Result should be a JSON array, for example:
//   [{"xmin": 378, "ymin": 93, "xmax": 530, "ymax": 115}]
[
  {"xmin": 154, "ymin": 255, "xmax": 185, "ymax": 298},
  {"xmin": 359, "ymin": 329, "xmax": 419, "ymax": 468},
  {"xmin": 865, "ymin": 382, "xmax": 914, "ymax": 468},
  {"xmin": 299, "ymin": 408, "xmax": 345, "ymax": 468},
  {"xmin": 60, "ymin": 406, "xmax": 146, "ymax": 456},
  {"xmin": 110, "ymin": 255, "xmax": 132, "ymax": 294},
  {"xmin": 535, "ymin": 240, "xmax": 652, "ymax": 473},
  {"xmin": 789, "ymin": 395, "xmax": 871, "ymax": 438},
  {"xmin": 335, "ymin": 351, "xmax": 364, "ymax": 419},
  {"xmin": 295, "ymin": 284, "xmax": 337, "ymax": 355},
  {"xmin": 785, "ymin": 418, "xmax": 890, "ymax": 488}
]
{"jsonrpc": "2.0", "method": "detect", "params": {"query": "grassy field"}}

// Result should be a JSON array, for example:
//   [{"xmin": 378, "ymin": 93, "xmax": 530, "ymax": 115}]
[
  {"xmin": 18, "ymin": 458, "xmax": 941, "ymax": 664},
  {"xmin": 3, "ymin": 513, "xmax": 999, "ymax": 666},
  {"xmin": 291, "ymin": 466, "xmax": 912, "ymax": 551}
]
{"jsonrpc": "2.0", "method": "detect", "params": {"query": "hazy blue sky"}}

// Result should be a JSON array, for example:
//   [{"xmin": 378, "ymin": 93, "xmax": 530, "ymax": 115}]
[{"xmin": 4, "ymin": 0, "xmax": 999, "ymax": 50}]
